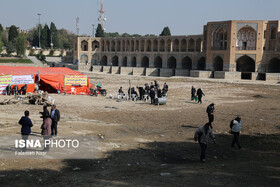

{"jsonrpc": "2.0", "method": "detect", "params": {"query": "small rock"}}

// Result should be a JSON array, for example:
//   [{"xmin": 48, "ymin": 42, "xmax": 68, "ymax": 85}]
[
  {"xmin": 221, "ymin": 164, "xmax": 225, "ymax": 167},
  {"xmin": 72, "ymin": 167, "xmax": 81, "ymax": 171},
  {"xmin": 127, "ymin": 164, "xmax": 131, "ymax": 166},
  {"xmin": 0, "ymin": 175, "xmax": 5, "ymax": 177},
  {"xmin": 213, "ymin": 156, "xmax": 217, "ymax": 159},
  {"xmin": 160, "ymin": 164, "xmax": 168, "ymax": 167}
]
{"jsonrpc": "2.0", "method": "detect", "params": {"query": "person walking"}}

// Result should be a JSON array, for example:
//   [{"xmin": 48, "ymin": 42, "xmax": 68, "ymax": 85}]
[
  {"xmin": 194, "ymin": 122, "xmax": 216, "ymax": 162},
  {"xmin": 50, "ymin": 105, "xmax": 60, "ymax": 136},
  {"xmin": 196, "ymin": 88, "xmax": 205, "ymax": 104},
  {"xmin": 18, "ymin": 110, "xmax": 33, "ymax": 151},
  {"xmin": 41, "ymin": 113, "xmax": 52, "ymax": 151},
  {"xmin": 230, "ymin": 115, "xmax": 242, "ymax": 149},
  {"xmin": 191, "ymin": 86, "xmax": 196, "ymax": 101},
  {"xmin": 162, "ymin": 82, "xmax": 168, "ymax": 96},
  {"xmin": 206, "ymin": 103, "xmax": 215, "ymax": 127}
]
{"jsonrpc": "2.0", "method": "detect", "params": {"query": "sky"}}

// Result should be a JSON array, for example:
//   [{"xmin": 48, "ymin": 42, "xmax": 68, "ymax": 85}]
[{"xmin": 0, "ymin": 0, "xmax": 279, "ymax": 36}]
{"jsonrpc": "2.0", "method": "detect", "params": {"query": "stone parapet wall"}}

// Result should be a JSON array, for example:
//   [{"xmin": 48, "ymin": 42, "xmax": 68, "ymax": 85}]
[
  {"xmin": 160, "ymin": 69, "xmax": 174, "ymax": 77},
  {"xmin": 214, "ymin": 71, "xmax": 241, "ymax": 79},
  {"xmin": 176, "ymin": 70, "xmax": 190, "ymax": 76},
  {"xmin": 190, "ymin": 70, "xmax": 212, "ymax": 78}
]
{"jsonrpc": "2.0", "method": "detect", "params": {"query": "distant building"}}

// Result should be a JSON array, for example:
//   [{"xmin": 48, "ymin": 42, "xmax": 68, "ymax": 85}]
[{"xmin": 73, "ymin": 20, "xmax": 280, "ymax": 81}]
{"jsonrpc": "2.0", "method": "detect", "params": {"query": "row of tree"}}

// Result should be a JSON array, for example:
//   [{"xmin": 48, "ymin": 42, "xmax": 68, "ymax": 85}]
[
  {"xmin": 27, "ymin": 22, "xmax": 76, "ymax": 50},
  {"xmin": 95, "ymin": 23, "xmax": 171, "ymax": 37},
  {"xmin": 0, "ymin": 24, "xmax": 26, "ymax": 56},
  {"xmin": 0, "ymin": 22, "xmax": 172, "ymax": 57},
  {"xmin": 0, "ymin": 22, "xmax": 77, "ymax": 57}
]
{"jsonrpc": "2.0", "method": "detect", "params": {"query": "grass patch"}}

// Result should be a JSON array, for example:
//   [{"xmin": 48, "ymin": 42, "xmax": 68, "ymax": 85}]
[{"xmin": 0, "ymin": 58, "xmax": 33, "ymax": 63}]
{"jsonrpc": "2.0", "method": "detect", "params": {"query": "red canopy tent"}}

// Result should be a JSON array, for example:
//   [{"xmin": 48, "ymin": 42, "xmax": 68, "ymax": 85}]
[{"xmin": 0, "ymin": 66, "xmax": 91, "ymax": 94}]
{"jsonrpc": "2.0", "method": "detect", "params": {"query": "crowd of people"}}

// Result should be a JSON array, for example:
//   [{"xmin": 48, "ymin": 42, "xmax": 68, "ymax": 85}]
[
  {"xmin": 16, "ymin": 82, "xmax": 243, "ymax": 162},
  {"xmin": 118, "ymin": 80, "xmax": 168, "ymax": 104},
  {"xmin": 5, "ymin": 84, "xmax": 28, "ymax": 96}
]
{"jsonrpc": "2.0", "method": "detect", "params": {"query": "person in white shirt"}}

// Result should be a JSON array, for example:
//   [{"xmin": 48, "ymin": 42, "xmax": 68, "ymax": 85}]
[{"xmin": 231, "ymin": 115, "xmax": 242, "ymax": 149}]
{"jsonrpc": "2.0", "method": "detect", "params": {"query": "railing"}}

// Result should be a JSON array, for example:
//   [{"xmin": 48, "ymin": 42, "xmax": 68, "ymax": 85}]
[{"xmin": 236, "ymin": 46, "xmax": 256, "ymax": 50}]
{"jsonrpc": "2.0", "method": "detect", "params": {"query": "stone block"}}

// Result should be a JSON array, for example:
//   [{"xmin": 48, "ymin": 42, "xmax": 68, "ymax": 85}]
[
  {"xmin": 146, "ymin": 68, "xmax": 159, "ymax": 76},
  {"xmin": 190, "ymin": 70, "xmax": 212, "ymax": 78},
  {"xmin": 160, "ymin": 69, "xmax": 174, "ymax": 77},
  {"xmin": 133, "ymin": 67, "xmax": 146, "ymax": 76},
  {"xmin": 214, "ymin": 71, "xmax": 241, "ymax": 79},
  {"xmin": 120, "ymin": 67, "xmax": 133, "ymax": 75}
]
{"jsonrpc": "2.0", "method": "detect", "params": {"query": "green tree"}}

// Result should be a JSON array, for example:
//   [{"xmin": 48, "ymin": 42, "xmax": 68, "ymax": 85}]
[
  {"xmin": 26, "ymin": 27, "xmax": 36, "ymax": 45},
  {"xmin": 131, "ymin": 34, "xmax": 142, "ymax": 37},
  {"xmin": 32, "ymin": 24, "xmax": 42, "ymax": 47},
  {"xmin": 160, "ymin": 27, "xmax": 171, "ymax": 36},
  {"xmin": 0, "ymin": 24, "xmax": 3, "ymax": 33},
  {"xmin": 0, "ymin": 33, "xmax": 3, "ymax": 53},
  {"xmin": 8, "ymin": 25, "xmax": 19, "ymax": 42},
  {"xmin": 121, "ymin": 33, "xmax": 130, "ymax": 37},
  {"xmin": 41, "ymin": 24, "xmax": 50, "ymax": 48},
  {"xmin": 6, "ymin": 42, "xmax": 15, "ymax": 56},
  {"xmin": 15, "ymin": 33, "xmax": 26, "ymax": 57},
  {"xmin": 1, "ymin": 31, "xmax": 8, "ymax": 46},
  {"xmin": 104, "ymin": 32, "xmax": 120, "ymax": 37},
  {"xmin": 95, "ymin": 24, "xmax": 105, "ymax": 37},
  {"xmin": 50, "ymin": 22, "xmax": 59, "ymax": 48}
]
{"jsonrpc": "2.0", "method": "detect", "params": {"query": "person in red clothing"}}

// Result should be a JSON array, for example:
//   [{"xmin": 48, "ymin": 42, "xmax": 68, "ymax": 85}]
[{"xmin": 41, "ymin": 113, "xmax": 52, "ymax": 151}]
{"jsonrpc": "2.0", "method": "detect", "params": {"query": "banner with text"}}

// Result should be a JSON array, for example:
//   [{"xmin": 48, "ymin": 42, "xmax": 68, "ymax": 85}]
[
  {"xmin": 12, "ymin": 75, "xmax": 34, "ymax": 85},
  {"xmin": 64, "ymin": 75, "xmax": 88, "ymax": 86},
  {"xmin": 0, "ymin": 75, "xmax": 13, "ymax": 85},
  {"xmin": 0, "ymin": 85, "xmax": 7, "ymax": 94}
]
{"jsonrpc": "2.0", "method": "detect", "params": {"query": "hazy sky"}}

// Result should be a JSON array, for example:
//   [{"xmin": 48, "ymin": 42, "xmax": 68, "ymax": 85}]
[{"xmin": 0, "ymin": 0, "xmax": 279, "ymax": 36}]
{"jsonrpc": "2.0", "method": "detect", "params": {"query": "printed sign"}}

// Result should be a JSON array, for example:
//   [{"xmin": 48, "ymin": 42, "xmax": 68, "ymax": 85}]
[
  {"xmin": 12, "ymin": 75, "xmax": 34, "ymax": 85},
  {"xmin": 64, "ymin": 75, "xmax": 88, "ymax": 86},
  {"xmin": 0, "ymin": 75, "xmax": 13, "ymax": 85},
  {"xmin": 0, "ymin": 85, "xmax": 7, "ymax": 95}
]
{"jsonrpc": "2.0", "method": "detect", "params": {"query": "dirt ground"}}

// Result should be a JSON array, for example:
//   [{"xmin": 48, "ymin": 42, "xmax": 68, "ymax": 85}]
[{"xmin": 0, "ymin": 73, "xmax": 280, "ymax": 187}]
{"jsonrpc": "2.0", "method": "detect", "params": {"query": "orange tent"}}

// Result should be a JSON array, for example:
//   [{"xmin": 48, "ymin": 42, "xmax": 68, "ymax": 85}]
[{"xmin": 0, "ymin": 66, "xmax": 91, "ymax": 94}]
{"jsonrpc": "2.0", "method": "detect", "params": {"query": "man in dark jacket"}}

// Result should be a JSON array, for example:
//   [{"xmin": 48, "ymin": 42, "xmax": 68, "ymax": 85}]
[
  {"xmin": 5, "ymin": 84, "xmax": 12, "ymax": 95},
  {"xmin": 206, "ymin": 103, "xmax": 215, "ymax": 127},
  {"xmin": 50, "ymin": 105, "xmax": 60, "ymax": 136},
  {"xmin": 137, "ymin": 86, "xmax": 144, "ymax": 100},
  {"xmin": 13, "ymin": 85, "xmax": 19, "ymax": 95},
  {"xmin": 19, "ymin": 110, "xmax": 33, "ymax": 151},
  {"xmin": 20, "ymin": 84, "xmax": 27, "ymax": 95},
  {"xmin": 150, "ymin": 88, "xmax": 155, "ymax": 104},
  {"xmin": 162, "ymin": 82, "xmax": 168, "ymax": 96},
  {"xmin": 191, "ymin": 86, "xmax": 196, "ymax": 101},
  {"xmin": 196, "ymin": 88, "xmax": 205, "ymax": 104}
]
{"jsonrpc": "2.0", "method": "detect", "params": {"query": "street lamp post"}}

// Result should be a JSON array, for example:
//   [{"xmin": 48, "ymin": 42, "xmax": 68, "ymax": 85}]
[
  {"xmin": 37, "ymin": 13, "xmax": 41, "ymax": 48},
  {"xmin": 50, "ymin": 32, "xmax": 53, "ymax": 49}
]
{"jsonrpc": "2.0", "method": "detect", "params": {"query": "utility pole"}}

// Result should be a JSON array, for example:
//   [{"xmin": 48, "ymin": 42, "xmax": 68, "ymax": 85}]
[{"xmin": 37, "ymin": 13, "xmax": 41, "ymax": 48}]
